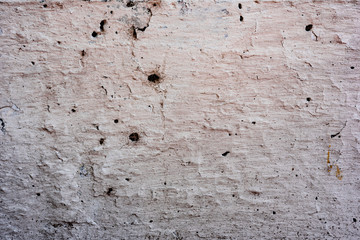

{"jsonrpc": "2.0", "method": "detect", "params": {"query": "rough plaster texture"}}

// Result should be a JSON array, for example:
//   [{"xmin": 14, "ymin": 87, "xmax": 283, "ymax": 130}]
[{"xmin": 1, "ymin": 0, "xmax": 360, "ymax": 239}]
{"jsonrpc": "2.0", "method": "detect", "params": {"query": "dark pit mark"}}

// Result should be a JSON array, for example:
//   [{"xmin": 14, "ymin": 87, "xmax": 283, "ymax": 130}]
[
  {"xmin": 71, "ymin": 109, "xmax": 76, "ymax": 113},
  {"xmin": 81, "ymin": 50, "xmax": 86, "ymax": 57},
  {"xmin": 110, "ymin": 10, "xmax": 113, "ymax": 14},
  {"xmin": 114, "ymin": 119, "xmax": 119, "ymax": 123},
  {"xmin": 306, "ymin": 97, "xmax": 311, "ymax": 102},
  {"xmin": 43, "ymin": 4, "xmax": 48, "ymax": 8},
  {"xmin": 305, "ymin": 24, "xmax": 313, "ymax": 31},
  {"xmin": 36, "ymin": 193, "xmax": 41, "ymax": 196},
  {"xmin": 99, "ymin": 138, "xmax": 105, "ymax": 145},
  {"xmin": 126, "ymin": 1, "xmax": 135, "ymax": 7},
  {"xmin": 125, "ymin": 178, "xmax": 130, "ymax": 181},
  {"xmin": 273, "ymin": 211, "xmax": 276, "ymax": 215},
  {"xmin": 31, "ymin": 61, "xmax": 35, "ymax": 65},
  {"xmin": 148, "ymin": 73, "xmax": 160, "ymax": 83},
  {"xmin": 232, "ymin": 194, "xmax": 235, "ymax": 197},
  {"xmin": 149, "ymin": 220, "xmax": 153, "ymax": 223},
  {"xmin": 137, "ymin": 26, "xmax": 147, "ymax": 32},
  {"xmin": 315, "ymin": 197, "xmax": 318, "ymax": 200},
  {"xmin": 252, "ymin": 121, "xmax": 256, "ymax": 124},
  {"xmin": 131, "ymin": 26, "xmax": 137, "ymax": 39},
  {"xmin": 100, "ymin": 20, "xmax": 107, "ymax": 32},
  {"xmin": 222, "ymin": 151, "xmax": 230, "ymax": 157},
  {"xmin": 238, "ymin": 3, "xmax": 242, "ymax": 9},
  {"xmin": 350, "ymin": 66, "xmax": 355, "ymax": 69},
  {"xmin": 92, "ymin": 31, "xmax": 98, "ymax": 37},
  {"xmin": 129, "ymin": 132, "xmax": 139, "ymax": 142},
  {"xmin": 240, "ymin": 16, "xmax": 244, "ymax": 22},
  {"xmin": 249, "ymin": 190, "xmax": 261, "ymax": 196},
  {"xmin": 354, "ymin": 218, "xmax": 357, "ymax": 223},
  {"xmin": 331, "ymin": 132, "xmax": 340, "ymax": 138},
  {"xmin": 106, "ymin": 187, "xmax": 113, "ymax": 196}
]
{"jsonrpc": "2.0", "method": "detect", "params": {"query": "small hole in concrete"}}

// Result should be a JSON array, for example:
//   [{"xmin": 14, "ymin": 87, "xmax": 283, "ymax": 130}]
[
  {"xmin": 71, "ymin": 109, "xmax": 76, "ymax": 112},
  {"xmin": 305, "ymin": 24, "xmax": 313, "ymax": 31},
  {"xmin": 148, "ymin": 74, "xmax": 160, "ymax": 83},
  {"xmin": 125, "ymin": 178, "xmax": 130, "ymax": 181},
  {"xmin": 114, "ymin": 119, "xmax": 119, "ymax": 123},
  {"xmin": 306, "ymin": 97, "xmax": 311, "ymax": 102},
  {"xmin": 31, "ymin": 61, "xmax": 35, "ymax": 65},
  {"xmin": 222, "ymin": 151, "xmax": 230, "ymax": 157},
  {"xmin": 238, "ymin": 3, "xmax": 242, "ymax": 9},
  {"xmin": 129, "ymin": 133, "xmax": 139, "ymax": 142},
  {"xmin": 99, "ymin": 138, "xmax": 105, "ymax": 145},
  {"xmin": 126, "ymin": 1, "xmax": 135, "ymax": 7},
  {"xmin": 240, "ymin": 16, "xmax": 244, "ymax": 22},
  {"xmin": 106, "ymin": 188, "xmax": 113, "ymax": 195},
  {"xmin": 273, "ymin": 211, "xmax": 276, "ymax": 214},
  {"xmin": 110, "ymin": 10, "xmax": 113, "ymax": 14},
  {"xmin": 81, "ymin": 50, "xmax": 86, "ymax": 57},
  {"xmin": 92, "ymin": 31, "xmax": 98, "ymax": 37},
  {"xmin": 131, "ymin": 26, "xmax": 137, "ymax": 39},
  {"xmin": 43, "ymin": 4, "xmax": 48, "ymax": 8},
  {"xmin": 100, "ymin": 20, "xmax": 107, "ymax": 32},
  {"xmin": 36, "ymin": 193, "xmax": 41, "ymax": 196},
  {"xmin": 350, "ymin": 66, "xmax": 354, "ymax": 69},
  {"xmin": 354, "ymin": 218, "xmax": 357, "ymax": 223},
  {"xmin": 252, "ymin": 121, "xmax": 256, "ymax": 124}
]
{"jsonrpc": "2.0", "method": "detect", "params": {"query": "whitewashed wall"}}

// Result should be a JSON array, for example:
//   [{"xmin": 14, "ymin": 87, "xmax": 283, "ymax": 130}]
[{"xmin": 1, "ymin": 0, "xmax": 359, "ymax": 239}]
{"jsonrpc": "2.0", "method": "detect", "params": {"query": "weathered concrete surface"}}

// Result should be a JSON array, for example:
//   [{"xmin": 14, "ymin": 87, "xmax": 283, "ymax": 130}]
[{"xmin": 0, "ymin": 0, "xmax": 360, "ymax": 239}]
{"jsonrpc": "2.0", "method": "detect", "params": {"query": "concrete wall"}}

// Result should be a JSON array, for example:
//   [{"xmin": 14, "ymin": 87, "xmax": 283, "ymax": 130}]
[{"xmin": 0, "ymin": 0, "xmax": 359, "ymax": 239}]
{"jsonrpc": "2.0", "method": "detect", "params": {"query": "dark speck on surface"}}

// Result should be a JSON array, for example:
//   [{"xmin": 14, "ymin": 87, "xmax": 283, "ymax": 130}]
[{"xmin": 222, "ymin": 151, "xmax": 230, "ymax": 157}]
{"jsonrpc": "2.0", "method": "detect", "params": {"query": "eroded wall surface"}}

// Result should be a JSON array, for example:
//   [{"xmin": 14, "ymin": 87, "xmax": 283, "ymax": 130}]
[{"xmin": 1, "ymin": 0, "xmax": 360, "ymax": 239}]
